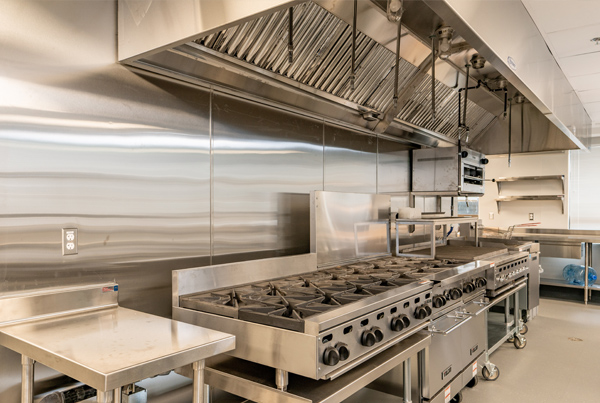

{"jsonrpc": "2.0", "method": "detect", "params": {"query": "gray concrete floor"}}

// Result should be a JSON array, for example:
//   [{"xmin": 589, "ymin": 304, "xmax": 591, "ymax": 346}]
[
  {"xmin": 461, "ymin": 297, "xmax": 600, "ymax": 403},
  {"xmin": 344, "ymin": 297, "xmax": 600, "ymax": 403}
]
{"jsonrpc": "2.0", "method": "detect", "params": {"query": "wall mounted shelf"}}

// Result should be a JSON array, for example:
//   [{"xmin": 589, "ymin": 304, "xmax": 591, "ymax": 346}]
[
  {"xmin": 495, "ymin": 195, "xmax": 565, "ymax": 214},
  {"xmin": 496, "ymin": 175, "xmax": 565, "ymax": 194}
]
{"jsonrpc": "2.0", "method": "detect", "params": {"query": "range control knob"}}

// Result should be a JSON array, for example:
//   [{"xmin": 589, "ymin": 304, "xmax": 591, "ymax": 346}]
[
  {"xmin": 392, "ymin": 314, "xmax": 411, "ymax": 331},
  {"xmin": 432, "ymin": 294, "xmax": 446, "ymax": 308},
  {"xmin": 400, "ymin": 314, "xmax": 411, "ymax": 328},
  {"xmin": 424, "ymin": 305, "xmax": 432, "ymax": 317},
  {"xmin": 323, "ymin": 346, "xmax": 340, "ymax": 366},
  {"xmin": 414, "ymin": 306, "xmax": 428, "ymax": 320},
  {"xmin": 461, "ymin": 151, "xmax": 469, "ymax": 158},
  {"xmin": 372, "ymin": 327, "xmax": 384, "ymax": 343},
  {"xmin": 336, "ymin": 343, "xmax": 350, "ymax": 361},
  {"xmin": 481, "ymin": 158, "xmax": 489, "ymax": 165},
  {"xmin": 391, "ymin": 316, "xmax": 405, "ymax": 332},
  {"xmin": 475, "ymin": 277, "xmax": 487, "ymax": 288},
  {"xmin": 361, "ymin": 330, "xmax": 376, "ymax": 347},
  {"xmin": 449, "ymin": 288, "xmax": 463, "ymax": 300},
  {"xmin": 463, "ymin": 281, "xmax": 475, "ymax": 294}
]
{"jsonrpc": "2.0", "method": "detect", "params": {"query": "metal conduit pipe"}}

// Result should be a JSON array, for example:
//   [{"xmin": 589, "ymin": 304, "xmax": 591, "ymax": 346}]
[
  {"xmin": 288, "ymin": 8, "xmax": 294, "ymax": 64},
  {"xmin": 462, "ymin": 63, "xmax": 470, "ymax": 127},
  {"xmin": 351, "ymin": 0, "xmax": 357, "ymax": 91},
  {"xmin": 431, "ymin": 35, "xmax": 436, "ymax": 124},
  {"xmin": 508, "ymin": 97, "xmax": 513, "ymax": 167},
  {"xmin": 393, "ymin": 20, "xmax": 402, "ymax": 109}
]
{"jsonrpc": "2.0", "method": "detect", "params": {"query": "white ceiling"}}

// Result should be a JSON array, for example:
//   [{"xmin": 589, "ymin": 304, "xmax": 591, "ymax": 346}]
[{"xmin": 522, "ymin": 0, "xmax": 600, "ymax": 136}]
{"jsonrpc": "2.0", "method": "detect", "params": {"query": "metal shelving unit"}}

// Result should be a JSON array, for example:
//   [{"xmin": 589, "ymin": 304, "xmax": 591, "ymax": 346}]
[
  {"xmin": 496, "ymin": 175, "xmax": 565, "ymax": 194},
  {"xmin": 540, "ymin": 278, "xmax": 600, "ymax": 291},
  {"xmin": 495, "ymin": 195, "xmax": 565, "ymax": 214}
]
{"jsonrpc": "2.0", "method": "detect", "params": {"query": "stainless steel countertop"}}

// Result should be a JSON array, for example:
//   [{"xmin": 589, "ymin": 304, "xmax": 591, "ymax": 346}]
[
  {"xmin": 512, "ymin": 233, "xmax": 600, "ymax": 244},
  {"xmin": 0, "ymin": 307, "xmax": 235, "ymax": 391}
]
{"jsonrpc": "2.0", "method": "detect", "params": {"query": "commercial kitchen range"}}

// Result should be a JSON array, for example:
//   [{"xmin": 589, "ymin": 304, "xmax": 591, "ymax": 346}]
[{"xmin": 172, "ymin": 191, "xmax": 537, "ymax": 403}]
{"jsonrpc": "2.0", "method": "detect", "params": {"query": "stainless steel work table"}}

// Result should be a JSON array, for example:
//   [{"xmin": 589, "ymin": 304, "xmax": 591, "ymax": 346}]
[
  {"xmin": 0, "ymin": 284, "xmax": 235, "ymax": 403},
  {"xmin": 512, "ymin": 228, "xmax": 600, "ymax": 304}
]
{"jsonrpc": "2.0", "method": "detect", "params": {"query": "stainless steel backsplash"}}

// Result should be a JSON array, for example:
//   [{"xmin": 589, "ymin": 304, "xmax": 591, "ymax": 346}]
[{"xmin": 0, "ymin": 1, "xmax": 410, "ymax": 401}]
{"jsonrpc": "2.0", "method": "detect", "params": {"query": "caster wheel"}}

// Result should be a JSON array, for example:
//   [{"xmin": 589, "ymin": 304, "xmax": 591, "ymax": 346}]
[
  {"xmin": 450, "ymin": 391, "xmax": 463, "ymax": 403},
  {"xmin": 467, "ymin": 375, "xmax": 479, "ymax": 388},
  {"xmin": 520, "ymin": 324, "xmax": 528, "ymax": 335},
  {"xmin": 507, "ymin": 336, "xmax": 515, "ymax": 343},
  {"xmin": 482, "ymin": 366, "xmax": 500, "ymax": 381},
  {"xmin": 514, "ymin": 337, "xmax": 527, "ymax": 349}
]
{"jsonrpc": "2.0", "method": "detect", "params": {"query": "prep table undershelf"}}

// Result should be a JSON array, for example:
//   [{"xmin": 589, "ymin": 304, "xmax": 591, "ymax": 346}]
[
  {"xmin": 0, "ymin": 306, "xmax": 235, "ymax": 392},
  {"xmin": 178, "ymin": 332, "xmax": 431, "ymax": 403}
]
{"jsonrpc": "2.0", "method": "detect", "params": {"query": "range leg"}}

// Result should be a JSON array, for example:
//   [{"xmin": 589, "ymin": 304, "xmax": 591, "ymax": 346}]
[
  {"xmin": 21, "ymin": 355, "xmax": 35, "ymax": 403},
  {"xmin": 204, "ymin": 384, "xmax": 212, "ymax": 403},
  {"xmin": 192, "ymin": 360, "xmax": 206, "ymax": 403},
  {"xmin": 504, "ymin": 297, "xmax": 510, "ymax": 331},
  {"xmin": 514, "ymin": 290, "xmax": 526, "ymax": 348},
  {"xmin": 482, "ymin": 310, "xmax": 499, "ymax": 381},
  {"xmin": 275, "ymin": 369, "xmax": 289, "ymax": 392},
  {"xmin": 418, "ymin": 348, "xmax": 427, "ymax": 403},
  {"xmin": 403, "ymin": 357, "xmax": 412, "ymax": 403}
]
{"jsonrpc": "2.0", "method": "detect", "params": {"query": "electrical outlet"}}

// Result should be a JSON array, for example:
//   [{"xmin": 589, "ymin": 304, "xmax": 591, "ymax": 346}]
[
  {"xmin": 62, "ymin": 228, "xmax": 78, "ymax": 255},
  {"xmin": 529, "ymin": 213, "xmax": 534, "ymax": 221},
  {"xmin": 489, "ymin": 212, "xmax": 494, "ymax": 220}
]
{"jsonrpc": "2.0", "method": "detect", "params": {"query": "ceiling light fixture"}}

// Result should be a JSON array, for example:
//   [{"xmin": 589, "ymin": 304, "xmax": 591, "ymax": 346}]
[{"xmin": 591, "ymin": 37, "xmax": 600, "ymax": 45}]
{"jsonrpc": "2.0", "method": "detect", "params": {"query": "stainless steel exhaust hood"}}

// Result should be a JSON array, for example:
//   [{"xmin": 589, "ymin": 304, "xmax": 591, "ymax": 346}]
[
  {"xmin": 422, "ymin": 0, "xmax": 592, "ymax": 152},
  {"xmin": 118, "ymin": 0, "xmax": 590, "ymax": 153}
]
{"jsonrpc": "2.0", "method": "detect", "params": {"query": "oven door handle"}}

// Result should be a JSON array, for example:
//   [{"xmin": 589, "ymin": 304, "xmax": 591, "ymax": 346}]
[
  {"xmin": 459, "ymin": 306, "xmax": 490, "ymax": 317},
  {"xmin": 429, "ymin": 316, "xmax": 471, "ymax": 336}
]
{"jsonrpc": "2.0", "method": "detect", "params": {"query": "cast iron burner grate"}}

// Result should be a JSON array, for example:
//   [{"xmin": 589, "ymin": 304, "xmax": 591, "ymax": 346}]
[{"xmin": 179, "ymin": 256, "xmax": 469, "ymax": 331}]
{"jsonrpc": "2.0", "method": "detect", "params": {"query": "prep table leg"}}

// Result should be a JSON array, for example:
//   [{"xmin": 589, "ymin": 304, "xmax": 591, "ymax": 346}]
[
  {"xmin": 192, "ymin": 360, "xmax": 206, "ymax": 403},
  {"xmin": 275, "ymin": 369, "xmax": 289, "ymax": 391},
  {"xmin": 403, "ymin": 357, "xmax": 412, "ymax": 403},
  {"xmin": 585, "ymin": 242, "xmax": 591, "ymax": 304},
  {"xmin": 96, "ymin": 390, "xmax": 113, "ymax": 403},
  {"xmin": 204, "ymin": 384, "xmax": 212, "ymax": 403},
  {"xmin": 113, "ymin": 387, "xmax": 122, "ymax": 403},
  {"xmin": 21, "ymin": 355, "xmax": 35, "ymax": 403}
]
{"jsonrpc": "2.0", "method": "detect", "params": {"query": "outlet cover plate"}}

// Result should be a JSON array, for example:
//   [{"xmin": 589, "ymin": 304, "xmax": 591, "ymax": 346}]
[{"xmin": 62, "ymin": 228, "xmax": 78, "ymax": 255}]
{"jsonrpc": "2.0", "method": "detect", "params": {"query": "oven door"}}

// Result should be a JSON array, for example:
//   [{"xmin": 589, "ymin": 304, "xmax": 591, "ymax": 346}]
[
  {"xmin": 460, "ymin": 301, "xmax": 487, "ymax": 373},
  {"xmin": 421, "ymin": 313, "xmax": 472, "ymax": 399}
]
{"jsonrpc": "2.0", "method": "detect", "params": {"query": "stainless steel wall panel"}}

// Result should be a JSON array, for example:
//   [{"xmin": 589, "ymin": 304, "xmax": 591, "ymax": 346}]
[
  {"xmin": 0, "ymin": 1, "xmax": 212, "ymax": 400},
  {"xmin": 324, "ymin": 124, "xmax": 377, "ymax": 193},
  {"xmin": 377, "ymin": 138, "xmax": 411, "ymax": 194},
  {"xmin": 211, "ymin": 92, "xmax": 324, "ymax": 263},
  {"xmin": 0, "ymin": 80, "xmax": 212, "ymax": 314}
]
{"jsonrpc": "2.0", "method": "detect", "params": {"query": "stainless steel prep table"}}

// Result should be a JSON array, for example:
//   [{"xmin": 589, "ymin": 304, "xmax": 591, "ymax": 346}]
[
  {"xmin": 512, "ymin": 228, "xmax": 600, "ymax": 304},
  {"xmin": 0, "ymin": 283, "xmax": 235, "ymax": 403}
]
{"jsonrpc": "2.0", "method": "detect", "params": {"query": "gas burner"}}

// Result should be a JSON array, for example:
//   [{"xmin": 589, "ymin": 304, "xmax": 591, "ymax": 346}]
[
  {"xmin": 345, "ymin": 262, "xmax": 376, "ymax": 273},
  {"xmin": 369, "ymin": 259, "xmax": 392, "ymax": 269},
  {"xmin": 324, "ymin": 267, "xmax": 356, "ymax": 280},
  {"xmin": 299, "ymin": 272, "xmax": 334, "ymax": 282}
]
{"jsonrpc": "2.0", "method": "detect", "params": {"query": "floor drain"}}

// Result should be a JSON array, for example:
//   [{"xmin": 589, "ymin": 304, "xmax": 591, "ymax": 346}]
[{"xmin": 568, "ymin": 337, "xmax": 583, "ymax": 342}]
